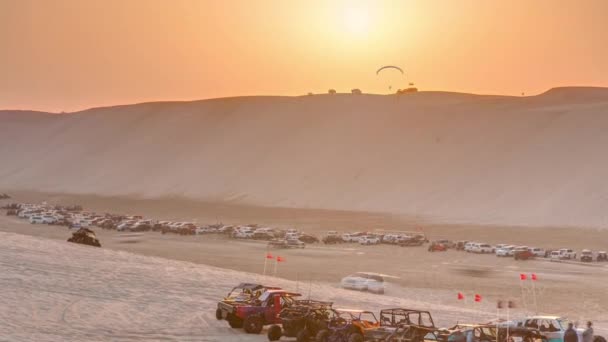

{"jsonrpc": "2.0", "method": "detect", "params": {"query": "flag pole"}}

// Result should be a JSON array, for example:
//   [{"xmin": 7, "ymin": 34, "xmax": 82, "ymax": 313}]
[
  {"xmin": 496, "ymin": 302, "xmax": 500, "ymax": 342},
  {"xmin": 263, "ymin": 255, "xmax": 267, "ymax": 276},
  {"xmin": 531, "ymin": 275, "xmax": 538, "ymax": 314},
  {"xmin": 506, "ymin": 303, "xmax": 510, "ymax": 342},
  {"xmin": 519, "ymin": 276, "xmax": 528, "ymax": 313}
]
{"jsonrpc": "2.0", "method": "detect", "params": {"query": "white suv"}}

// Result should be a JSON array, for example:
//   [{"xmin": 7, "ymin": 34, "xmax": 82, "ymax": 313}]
[
  {"xmin": 559, "ymin": 249, "xmax": 577, "ymax": 259},
  {"xmin": 496, "ymin": 245, "xmax": 515, "ymax": 257},
  {"xmin": 476, "ymin": 243, "xmax": 494, "ymax": 253},
  {"xmin": 464, "ymin": 242, "xmax": 477, "ymax": 252},
  {"xmin": 528, "ymin": 247, "xmax": 546, "ymax": 257}
]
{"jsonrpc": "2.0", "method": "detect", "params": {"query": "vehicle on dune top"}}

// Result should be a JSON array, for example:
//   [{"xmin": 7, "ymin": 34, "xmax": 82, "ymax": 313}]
[
  {"xmin": 316, "ymin": 309, "xmax": 379, "ymax": 342},
  {"xmin": 267, "ymin": 300, "xmax": 334, "ymax": 341},
  {"xmin": 217, "ymin": 285, "xmax": 303, "ymax": 334},
  {"xmin": 67, "ymin": 228, "xmax": 101, "ymax": 247}
]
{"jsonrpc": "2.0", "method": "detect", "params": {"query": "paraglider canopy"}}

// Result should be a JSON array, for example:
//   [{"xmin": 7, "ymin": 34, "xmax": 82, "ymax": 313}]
[{"xmin": 376, "ymin": 65, "xmax": 404, "ymax": 75}]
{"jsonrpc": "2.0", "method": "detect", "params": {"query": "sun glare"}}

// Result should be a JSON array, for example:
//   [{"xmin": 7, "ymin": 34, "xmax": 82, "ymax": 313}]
[{"xmin": 343, "ymin": 7, "xmax": 370, "ymax": 34}]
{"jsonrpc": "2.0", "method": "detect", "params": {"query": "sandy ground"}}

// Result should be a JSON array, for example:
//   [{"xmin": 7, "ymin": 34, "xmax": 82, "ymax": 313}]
[
  {"xmin": 0, "ymin": 231, "xmax": 505, "ymax": 342},
  {"xmin": 2, "ymin": 195, "xmax": 608, "ymax": 340}
]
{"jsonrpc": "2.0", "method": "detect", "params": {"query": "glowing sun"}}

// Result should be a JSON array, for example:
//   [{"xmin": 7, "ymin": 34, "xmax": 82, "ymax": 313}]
[{"xmin": 343, "ymin": 7, "xmax": 371, "ymax": 34}]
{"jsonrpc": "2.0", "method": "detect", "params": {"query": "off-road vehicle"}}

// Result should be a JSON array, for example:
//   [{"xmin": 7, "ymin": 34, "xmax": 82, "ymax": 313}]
[
  {"xmin": 217, "ymin": 285, "xmax": 301, "ymax": 334},
  {"xmin": 267, "ymin": 300, "xmax": 333, "ymax": 341}
]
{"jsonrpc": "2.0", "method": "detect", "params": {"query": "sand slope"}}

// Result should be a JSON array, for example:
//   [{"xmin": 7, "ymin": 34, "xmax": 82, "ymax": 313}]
[
  {"xmin": 2, "ymin": 87, "xmax": 608, "ymax": 227},
  {"xmin": 1, "ymin": 231, "xmax": 500, "ymax": 341}
]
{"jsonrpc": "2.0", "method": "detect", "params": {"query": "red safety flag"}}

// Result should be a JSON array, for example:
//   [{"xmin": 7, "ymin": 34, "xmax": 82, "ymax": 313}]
[
  {"xmin": 457, "ymin": 292, "xmax": 465, "ymax": 300},
  {"xmin": 520, "ymin": 273, "xmax": 527, "ymax": 280},
  {"xmin": 531, "ymin": 273, "xmax": 537, "ymax": 281},
  {"xmin": 266, "ymin": 253, "xmax": 274, "ymax": 259},
  {"xmin": 277, "ymin": 256, "xmax": 285, "ymax": 262},
  {"xmin": 474, "ymin": 294, "xmax": 482, "ymax": 302}
]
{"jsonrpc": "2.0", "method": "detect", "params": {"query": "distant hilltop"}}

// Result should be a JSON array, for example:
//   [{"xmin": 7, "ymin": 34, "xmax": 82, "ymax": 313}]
[{"xmin": 2, "ymin": 86, "xmax": 608, "ymax": 228}]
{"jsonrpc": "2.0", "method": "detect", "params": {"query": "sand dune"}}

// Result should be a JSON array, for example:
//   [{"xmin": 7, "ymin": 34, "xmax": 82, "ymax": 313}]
[{"xmin": 2, "ymin": 87, "xmax": 608, "ymax": 227}]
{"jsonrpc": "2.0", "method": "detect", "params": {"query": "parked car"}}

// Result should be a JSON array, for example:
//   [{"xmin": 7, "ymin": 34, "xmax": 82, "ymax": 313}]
[
  {"xmin": 359, "ymin": 235, "xmax": 381, "ymax": 245},
  {"xmin": 464, "ymin": 242, "xmax": 477, "ymax": 252},
  {"xmin": 496, "ymin": 245, "xmax": 515, "ymax": 257},
  {"xmin": 29, "ymin": 216, "xmax": 44, "ymax": 224},
  {"xmin": 528, "ymin": 247, "xmax": 546, "ymax": 257},
  {"xmin": 474, "ymin": 243, "xmax": 494, "ymax": 254},
  {"xmin": 559, "ymin": 249, "xmax": 577, "ymax": 260},
  {"xmin": 434, "ymin": 239, "xmax": 454, "ymax": 249},
  {"xmin": 549, "ymin": 250, "xmax": 561, "ymax": 261},
  {"xmin": 298, "ymin": 234, "xmax": 319, "ymax": 244},
  {"xmin": 598, "ymin": 251, "xmax": 608, "ymax": 262},
  {"xmin": 580, "ymin": 249, "xmax": 594, "ymax": 262},
  {"xmin": 341, "ymin": 272, "xmax": 386, "ymax": 294},
  {"xmin": 513, "ymin": 247, "xmax": 534, "ymax": 260},
  {"xmin": 41, "ymin": 215, "xmax": 57, "ymax": 224}
]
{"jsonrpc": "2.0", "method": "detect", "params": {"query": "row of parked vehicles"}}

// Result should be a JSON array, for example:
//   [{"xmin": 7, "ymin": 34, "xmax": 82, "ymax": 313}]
[
  {"xmin": 429, "ymin": 239, "xmax": 608, "ymax": 262},
  {"xmin": 216, "ymin": 283, "xmax": 606, "ymax": 342},
  {"xmin": 2, "ymin": 202, "xmax": 317, "ymax": 242},
  {"xmin": 323, "ymin": 231, "xmax": 428, "ymax": 247}
]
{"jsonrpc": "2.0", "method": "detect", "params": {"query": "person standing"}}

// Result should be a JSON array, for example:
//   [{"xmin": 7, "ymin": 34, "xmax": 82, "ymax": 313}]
[
  {"xmin": 583, "ymin": 321, "xmax": 594, "ymax": 342},
  {"xmin": 564, "ymin": 323, "xmax": 579, "ymax": 342}
]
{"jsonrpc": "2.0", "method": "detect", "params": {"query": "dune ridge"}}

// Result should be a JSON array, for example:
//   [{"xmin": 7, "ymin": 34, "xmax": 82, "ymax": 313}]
[{"xmin": 2, "ymin": 87, "xmax": 608, "ymax": 227}]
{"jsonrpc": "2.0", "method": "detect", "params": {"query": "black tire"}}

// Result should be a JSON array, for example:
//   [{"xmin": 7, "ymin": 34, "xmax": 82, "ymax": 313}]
[
  {"xmin": 316, "ymin": 329, "xmax": 329, "ymax": 342},
  {"xmin": 594, "ymin": 336, "xmax": 607, "ymax": 342},
  {"xmin": 243, "ymin": 315, "xmax": 264, "ymax": 334},
  {"xmin": 267, "ymin": 325, "xmax": 282, "ymax": 341},
  {"xmin": 283, "ymin": 322, "xmax": 297, "ymax": 337},
  {"xmin": 296, "ymin": 329, "xmax": 310, "ymax": 342},
  {"xmin": 215, "ymin": 308, "xmax": 222, "ymax": 320},
  {"xmin": 349, "ymin": 332, "xmax": 364, "ymax": 342},
  {"xmin": 228, "ymin": 315, "xmax": 243, "ymax": 328}
]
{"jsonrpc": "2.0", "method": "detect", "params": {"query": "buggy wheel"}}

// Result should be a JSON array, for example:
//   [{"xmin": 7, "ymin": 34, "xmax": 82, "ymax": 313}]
[
  {"xmin": 348, "ymin": 332, "xmax": 364, "ymax": 342},
  {"xmin": 282, "ymin": 321, "xmax": 297, "ymax": 337},
  {"xmin": 227, "ymin": 315, "xmax": 243, "ymax": 328},
  {"xmin": 594, "ymin": 337, "xmax": 607, "ymax": 342},
  {"xmin": 215, "ymin": 308, "xmax": 222, "ymax": 320},
  {"xmin": 296, "ymin": 329, "xmax": 310, "ymax": 342},
  {"xmin": 316, "ymin": 329, "xmax": 329, "ymax": 342},
  {"xmin": 267, "ymin": 325, "xmax": 282, "ymax": 341},
  {"xmin": 243, "ymin": 315, "xmax": 264, "ymax": 334}
]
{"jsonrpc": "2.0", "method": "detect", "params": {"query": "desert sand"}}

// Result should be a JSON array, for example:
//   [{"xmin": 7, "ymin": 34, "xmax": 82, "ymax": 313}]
[
  {"xmin": 1, "ymin": 196, "xmax": 608, "ymax": 340},
  {"xmin": 3, "ymin": 88, "xmax": 608, "ymax": 341},
  {"xmin": 3, "ymin": 88, "xmax": 608, "ymax": 228}
]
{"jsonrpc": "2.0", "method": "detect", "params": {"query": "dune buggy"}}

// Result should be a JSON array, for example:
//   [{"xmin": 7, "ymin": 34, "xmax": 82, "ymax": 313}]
[
  {"xmin": 365, "ymin": 308, "xmax": 436, "ymax": 342},
  {"xmin": 267, "ymin": 300, "xmax": 333, "ymax": 341},
  {"xmin": 218, "ymin": 288, "xmax": 302, "ymax": 333},
  {"xmin": 316, "ymin": 309, "xmax": 379, "ymax": 342}
]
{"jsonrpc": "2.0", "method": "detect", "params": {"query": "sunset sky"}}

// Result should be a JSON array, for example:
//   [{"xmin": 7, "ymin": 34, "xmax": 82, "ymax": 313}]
[{"xmin": 1, "ymin": 0, "xmax": 607, "ymax": 112}]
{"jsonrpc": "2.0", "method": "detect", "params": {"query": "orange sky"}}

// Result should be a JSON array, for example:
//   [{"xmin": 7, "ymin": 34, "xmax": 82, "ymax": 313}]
[{"xmin": 1, "ymin": 0, "xmax": 607, "ymax": 112}]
